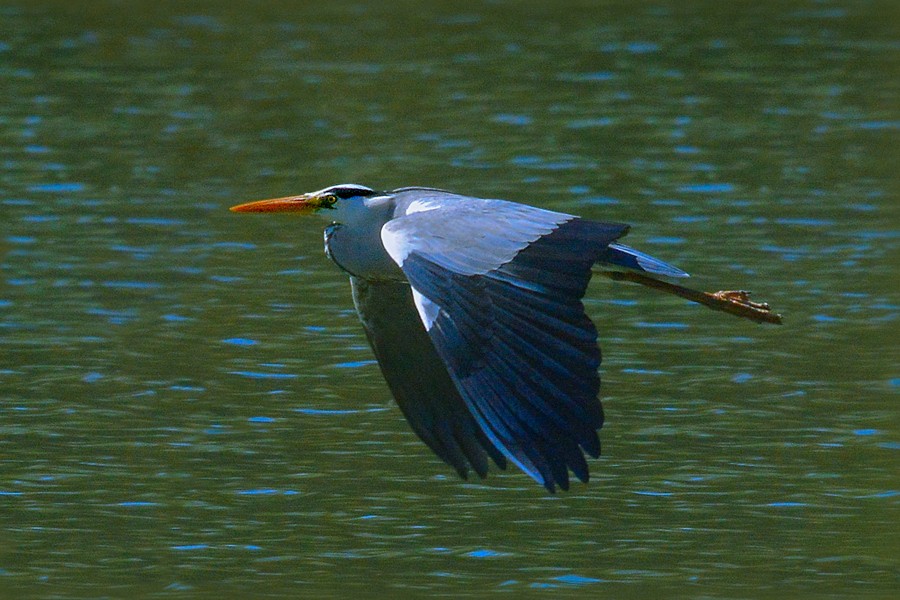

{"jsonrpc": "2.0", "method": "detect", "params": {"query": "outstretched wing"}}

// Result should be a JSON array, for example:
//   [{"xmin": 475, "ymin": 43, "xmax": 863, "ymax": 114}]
[
  {"xmin": 381, "ymin": 197, "xmax": 629, "ymax": 491},
  {"xmin": 350, "ymin": 276, "xmax": 506, "ymax": 479}
]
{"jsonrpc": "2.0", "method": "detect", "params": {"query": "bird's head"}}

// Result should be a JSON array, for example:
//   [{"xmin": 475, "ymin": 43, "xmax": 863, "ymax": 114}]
[{"xmin": 230, "ymin": 184, "xmax": 379, "ymax": 217}]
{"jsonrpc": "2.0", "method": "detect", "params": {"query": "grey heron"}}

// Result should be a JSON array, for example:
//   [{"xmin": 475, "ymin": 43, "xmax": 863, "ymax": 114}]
[{"xmin": 231, "ymin": 184, "xmax": 781, "ymax": 492}]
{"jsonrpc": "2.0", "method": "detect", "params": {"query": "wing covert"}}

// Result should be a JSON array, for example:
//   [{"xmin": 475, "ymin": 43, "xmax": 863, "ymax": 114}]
[{"xmin": 382, "ymin": 193, "xmax": 572, "ymax": 275}]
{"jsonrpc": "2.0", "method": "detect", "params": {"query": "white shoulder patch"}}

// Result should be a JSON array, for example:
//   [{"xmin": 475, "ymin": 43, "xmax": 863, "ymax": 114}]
[
  {"xmin": 404, "ymin": 199, "xmax": 439, "ymax": 215},
  {"xmin": 411, "ymin": 288, "xmax": 441, "ymax": 331},
  {"xmin": 381, "ymin": 223, "xmax": 413, "ymax": 266}
]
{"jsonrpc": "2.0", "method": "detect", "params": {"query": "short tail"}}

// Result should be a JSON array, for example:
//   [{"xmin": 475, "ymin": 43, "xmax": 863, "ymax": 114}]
[{"xmin": 602, "ymin": 243, "xmax": 689, "ymax": 278}]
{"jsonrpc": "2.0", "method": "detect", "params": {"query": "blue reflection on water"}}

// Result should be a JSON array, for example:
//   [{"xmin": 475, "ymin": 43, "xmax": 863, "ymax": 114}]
[
  {"xmin": 164, "ymin": 583, "xmax": 193, "ymax": 592},
  {"xmin": 603, "ymin": 299, "xmax": 638, "ymax": 306},
  {"xmin": 170, "ymin": 385, "xmax": 205, "ymax": 392},
  {"xmin": 554, "ymin": 574, "xmax": 605, "ymax": 585},
  {"xmin": 492, "ymin": 114, "xmax": 532, "ymax": 126},
  {"xmin": 467, "ymin": 549, "xmax": 506, "ymax": 558},
  {"xmin": 6, "ymin": 236, "xmax": 36, "ymax": 244},
  {"xmin": 223, "ymin": 337, "xmax": 258, "ymax": 346},
  {"xmin": 633, "ymin": 322, "xmax": 690, "ymax": 329},
  {"xmin": 567, "ymin": 118, "xmax": 614, "ymax": 128},
  {"xmin": 678, "ymin": 183, "xmax": 735, "ymax": 193},
  {"xmin": 27, "ymin": 182, "xmax": 84, "ymax": 193},
  {"xmin": 857, "ymin": 121, "xmax": 899, "ymax": 130},
  {"xmin": 812, "ymin": 315, "xmax": 839, "ymax": 323},
  {"xmin": 645, "ymin": 236, "xmax": 686, "ymax": 245},
  {"xmin": 171, "ymin": 544, "xmax": 209, "ymax": 551},
  {"xmin": 101, "ymin": 281, "xmax": 162, "ymax": 290},
  {"xmin": 295, "ymin": 407, "xmax": 388, "ymax": 415},
  {"xmin": 86, "ymin": 307, "xmax": 138, "ymax": 324},
  {"xmin": 124, "ymin": 217, "xmax": 186, "ymax": 226},
  {"xmin": 229, "ymin": 371, "xmax": 298, "ymax": 379},
  {"xmin": 861, "ymin": 490, "xmax": 898, "ymax": 498},
  {"xmin": 775, "ymin": 218, "xmax": 836, "ymax": 227},
  {"xmin": 558, "ymin": 71, "xmax": 616, "ymax": 82},
  {"xmin": 581, "ymin": 196, "xmax": 621, "ymax": 205},
  {"xmin": 236, "ymin": 488, "xmax": 281, "ymax": 495},
  {"xmin": 622, "ymin": 369, "xmax": 670, "ymax": 375},
  {"xmin": 212, "ymin": 241, "xmax": 257, "ymax": 250},
  {"xmin": 333, "ymin": 360, "xmax": 377, "ymax": 369}
]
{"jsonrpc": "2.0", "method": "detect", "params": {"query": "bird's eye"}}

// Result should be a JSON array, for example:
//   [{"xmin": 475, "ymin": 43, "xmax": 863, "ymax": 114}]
[{"xmin": 319, "ymin": 194, "xmax": 338, "ymax": 209}]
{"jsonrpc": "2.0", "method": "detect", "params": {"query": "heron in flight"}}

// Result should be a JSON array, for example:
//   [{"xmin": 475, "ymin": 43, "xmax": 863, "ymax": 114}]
[{"xmin": 231, "ymin": 184, "xmax": 780, "ymax": 492}]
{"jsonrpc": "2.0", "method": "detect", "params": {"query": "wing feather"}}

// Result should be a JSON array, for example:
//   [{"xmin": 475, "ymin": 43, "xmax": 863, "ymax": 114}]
[
  {"xmin": 350, "ymin": 277, "xmax": 505, "ymax": 479},
  {"xmin": 382, "ymin": 200, "xmax": 629, "ymax": 491}
]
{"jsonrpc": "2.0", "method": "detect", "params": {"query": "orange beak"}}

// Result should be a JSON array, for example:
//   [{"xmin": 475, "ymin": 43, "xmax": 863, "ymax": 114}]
[{"xmin": 229, "ymin": 194, "xmax": 317, "ymax": 214}]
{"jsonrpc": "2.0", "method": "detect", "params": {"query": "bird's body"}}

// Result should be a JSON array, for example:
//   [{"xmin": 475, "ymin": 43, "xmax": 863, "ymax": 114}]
[{"xmin": 231, "ymin": 184, "xmax": 780, "ymax": 491}]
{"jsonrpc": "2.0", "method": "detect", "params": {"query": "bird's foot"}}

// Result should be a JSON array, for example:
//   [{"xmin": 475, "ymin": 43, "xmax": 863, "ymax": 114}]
[
  {"xmin": 712, "ymin": 290, "xmax": 770, "ymax": 310},
  {"xmin": 709, "ymin": 290, "xmax": 782, "ymax": 324},
  {"xmin": 600, "ymin": 270, "xmax": 783, "ymax": 325}
]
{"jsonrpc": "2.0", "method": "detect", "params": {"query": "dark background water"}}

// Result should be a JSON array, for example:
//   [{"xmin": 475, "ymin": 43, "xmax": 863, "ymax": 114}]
[{"xmin": 1, "ymin": 1, "xmax": 897, "ymax": 597}]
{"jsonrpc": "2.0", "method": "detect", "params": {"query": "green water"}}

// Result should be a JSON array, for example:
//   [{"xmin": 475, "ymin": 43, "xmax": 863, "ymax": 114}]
[{"xmin": 1, "ymin": 1, "xmax": 897, "ymax": 598}]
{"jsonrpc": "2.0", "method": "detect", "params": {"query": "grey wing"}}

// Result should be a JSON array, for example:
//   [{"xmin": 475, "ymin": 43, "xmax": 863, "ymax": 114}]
[
  {"xmin": 382, "ymin": 201, "xmax": 630, "ymax": 491},
  {"xmin": 350, "ymin": 276, "xmax": 506, "ymax": 479},
  {"xmin": 387, "ymin": 191, "xmax": 573, "ymax": 274},
  {"xmin": 389, "ymin": 189, "xmax": 685, "ymax": 277}
]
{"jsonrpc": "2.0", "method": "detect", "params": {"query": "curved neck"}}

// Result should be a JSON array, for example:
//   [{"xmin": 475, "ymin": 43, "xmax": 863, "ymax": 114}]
[{"xmin": 324, "ymin": 195, "xmax": 404, "ymax": 281}]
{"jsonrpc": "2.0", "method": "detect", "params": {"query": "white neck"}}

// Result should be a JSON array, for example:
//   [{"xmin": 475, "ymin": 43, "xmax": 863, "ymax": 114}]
[{"xmin": 323, "ymin": 195, "xmax": 403, "ymax": 281}]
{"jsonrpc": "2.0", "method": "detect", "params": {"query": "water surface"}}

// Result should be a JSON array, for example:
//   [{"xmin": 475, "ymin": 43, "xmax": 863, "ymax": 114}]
[{"xmin": 1, "ymin": 1, "xmax": 897, "ymax": 597}]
